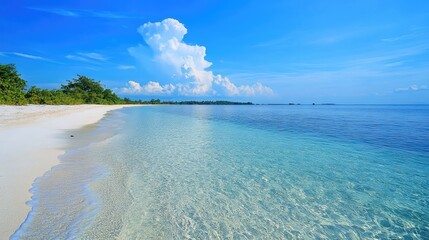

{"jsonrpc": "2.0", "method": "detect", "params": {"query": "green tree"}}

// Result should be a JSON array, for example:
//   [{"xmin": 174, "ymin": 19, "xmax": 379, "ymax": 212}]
[
  {"xmin": 25, "ymin": 87, "xmax": 83, "ymax": 105},
  {"xmin": 0, "ymin": 64, "xmax": 27, "ymax": 105},
  {"xmin": 1, "ymin": 65, "xmax": 137, "ymax": 105},
  {"xmin": 149, "ymin": 98, "xmax": 161, "ymax": 104},
  {"xmin": 61, "ymin": 75, "xmax": 123, "ymax": 104},
  {"xmin": 61, "ymin": 75, "xmax": 102, "ymax": 103},
  {"xmin": 102, "ymin": 89, "xmax": 124, "ymax": 104},
  {"xmin": 25, "ymin": 86, "xmax": 43, "ymax": 104}
]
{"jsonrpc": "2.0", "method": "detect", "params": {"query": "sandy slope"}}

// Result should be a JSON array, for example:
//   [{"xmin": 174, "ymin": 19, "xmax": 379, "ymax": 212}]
[{"xmin": 0, "ymin": 105, "xmax": 139, "ymax": 239}]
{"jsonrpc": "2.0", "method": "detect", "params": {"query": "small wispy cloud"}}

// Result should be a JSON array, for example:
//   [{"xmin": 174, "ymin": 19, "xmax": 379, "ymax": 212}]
[
  {"xmin": 383, "ymin": 61, "xmax": 403, "ymax": 67},
  {"xmin": 12, "ymin": 52, "xmax": 47, "ymax": 60},
  {"xmin": 347, "ymin": 44, "xmax": 429, "ymax": 66},
  {"xmin": 28, "ymin": 7, "xmax": 141, "ymax": 19},
  {"xmin": 381, "ymin": 27, "xmax": 428, "ymax": 43},
  {"xmin": 66, "ymin": 52, "xmax": 107, "ymax": 63},
  {"xmin": 28, "ymin": 7, "xmax": 78, "ymax": 17},
  {"xmin": 309, "ymin": 29, "xmax": 366, "ymax": 45},
  {"xmin": 77, "ymin": 52, "xmax": 107, "ymax": 61},
  {"xmin": 253, "ymin": 28, "xmax": 369, "ymax": 48},
  {"xmin": 66, "ymin": 54, "xmax": 93, "ymax": 63},
  {"xmin": 0, "ymin": 52, "xmax": 50, "ymax": 61},
  {"xmin": 117, "ymin": 65, "xmax": 136, "ymax": 70},
  {"xmin": 81, "ymin": 10, "xmax": 130, "ymax": 19},
  {"xmin": 395, "ymin": 85, "xmax": 428, "ymax": 92},
  {"xmin": 382, "ymin": 35, "xmax": 410, "ymax": 42}
]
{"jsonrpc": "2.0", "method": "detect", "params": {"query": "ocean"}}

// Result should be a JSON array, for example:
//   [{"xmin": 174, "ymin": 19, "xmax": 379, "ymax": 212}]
[{"xmin": 12, "ymin": 105, "xmax": 429, "ymax": 239}]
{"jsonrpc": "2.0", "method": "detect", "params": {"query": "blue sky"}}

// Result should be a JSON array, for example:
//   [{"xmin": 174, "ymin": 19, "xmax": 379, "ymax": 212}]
[{"xmin": 1, "ymin": 0, "xmax": 428, "ymax": 103}]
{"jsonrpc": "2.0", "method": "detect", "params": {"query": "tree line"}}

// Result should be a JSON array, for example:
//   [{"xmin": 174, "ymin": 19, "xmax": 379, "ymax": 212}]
[{"xmin": 0, "ymin": 64, "xmax": 127, "ymax": 105}]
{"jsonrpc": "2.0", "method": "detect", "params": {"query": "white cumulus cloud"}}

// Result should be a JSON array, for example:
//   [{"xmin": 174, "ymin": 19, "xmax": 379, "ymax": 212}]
[
  {"xmin": 121, "ymin": 80, "xmax": 175, "ymax": 95},
  {"xmin": 239, "ymin": 83, "xmax": 275, "ymax": 96},
  {"xmin": 128, "ymin": 18, "xmax": 273, "ymax": 97}
]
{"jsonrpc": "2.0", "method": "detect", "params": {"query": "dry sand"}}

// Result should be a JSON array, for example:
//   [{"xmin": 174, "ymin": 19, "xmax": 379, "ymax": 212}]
[{"xmin": 0, "ymin": 104, "xmax": 140, "ymax": 239}]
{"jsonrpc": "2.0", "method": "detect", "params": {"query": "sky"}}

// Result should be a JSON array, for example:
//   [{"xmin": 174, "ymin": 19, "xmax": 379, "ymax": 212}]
[{"xmin": 1, "ymin": 0, "xmax": 429, "ymax": 103}]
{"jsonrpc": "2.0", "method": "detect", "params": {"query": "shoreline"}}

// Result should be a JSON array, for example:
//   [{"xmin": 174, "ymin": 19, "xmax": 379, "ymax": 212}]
[{"xmin": 0, "ymin": 104, "xmax": 141, "ymax": 239}]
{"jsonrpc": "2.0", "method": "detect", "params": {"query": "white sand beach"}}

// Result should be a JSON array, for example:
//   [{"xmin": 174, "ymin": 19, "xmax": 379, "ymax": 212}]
[{"xmin": 0, "ymin": 105, "xmax": 138, "ymax": 239}]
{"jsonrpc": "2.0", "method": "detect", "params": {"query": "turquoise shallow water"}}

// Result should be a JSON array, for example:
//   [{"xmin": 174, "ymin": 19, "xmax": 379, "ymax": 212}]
[{"xmin": 12, "ymin": 105, "xmax": 429, "ymax": 239}]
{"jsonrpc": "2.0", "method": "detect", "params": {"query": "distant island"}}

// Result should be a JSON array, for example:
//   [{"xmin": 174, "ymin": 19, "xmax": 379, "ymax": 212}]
[{"xmin": 0, "ymin": 64, "xmax": 253, "ymax": 106}]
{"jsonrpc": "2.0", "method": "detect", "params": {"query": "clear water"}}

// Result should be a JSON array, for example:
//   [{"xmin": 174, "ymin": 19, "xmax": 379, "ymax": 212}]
[{"xmin": 12, "ymin": 105, "xmax": 429, "ymax": 239}]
